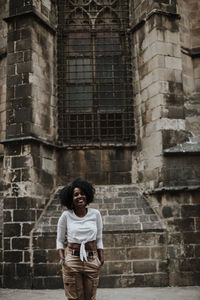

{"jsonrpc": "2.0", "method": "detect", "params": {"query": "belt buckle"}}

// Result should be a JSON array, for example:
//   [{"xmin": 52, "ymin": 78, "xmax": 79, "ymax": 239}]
[
  {"xmin": 88, "ymin": 251, "xmax": 94, "ymax": 257},
  {"xmin": 73, "ymin": 250, "xmax": 80, "ymax": 256}
]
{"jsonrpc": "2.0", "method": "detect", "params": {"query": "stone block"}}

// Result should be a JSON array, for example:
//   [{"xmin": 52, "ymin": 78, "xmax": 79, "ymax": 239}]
[
  {"xmin": 102, "ymin": 234, "xmax": 115, "ymax": 247},
  {"xmin": 3, "ymin": 263, "xmax": 15, "ymax": 276},
  {"xmin": 192, "ymin": 192, "xmax": 200, "ymax": 204},
  {"xmin": 15, "ymin": 107, "xmax": 32, "ymax": 122},
  {"xmin": 13, "ymin": 210, "xmax": 35, "ymax": 222},
  {"xmin": 143, "ymin": 273, "xmax": 169, "ymax": 287},
  {"xmin": 114, "ymin": 234, "xmax": 136, "ymax": 247},
  {"xmin": 12, "ymin": 237, "xmax": 29, "ymax": 250},
  {"xmin": 174, "ymin": 218, "xmax": 195, "ymax": 232},
  {"xmin": 4, "ymin": 239, "xmax": 11, "ymax": 251},
  {"xmin": 4, "ymin": 223, "xmax": 21, "ymax": 237},
  {"xmin": 47, "ymin": 250, "xmax": 58, "ymax": 262},
  {"xmin": 7, "ymin": 41, "xmax": 14, "ymax": 53},
  {"xmin": 33, "ymin": 250, "xmax": 48, "ymax": 263},
  {"xmin": 181, "ymin": 205, "xmax": 200, "ymax": 218},
  {"xmin": 17, "ymin": 197, "xmax": 36, "ymax": 209},
  {"xmin": 108, "ymin": 261, "xmax": 132, "ymax": 274},
  {"xmin": 4, "ymin": 251, "xmax": 22, "ymax": 262},
  {"xmin": 136, "ymin": 233, "xmax": 162, "ymax": 246},
  {"xmin": 32, "ymin": 278, "xmax": 45, "ymax": 289},
  {"xmin": 99, "ymin": 275, "xmax": 121, "ymax": 288},
  {"xmin": 7, "ymin": 30, "xmax": 21, "ymax": 42},
  {"xmin": 22, "ymin": 223, "xmax": 34, "ymax": 235},
  {"xmin": 11, "ymin": 156, "xmax": 32, "ymax": 168},
  {"xmin": 16, "ymin": 263, "xmax": 31, "ymax": 277},
  {"xmin": 7, "ymin": 65, "xmax": 15, "ymax": 76},
  {"xmin": 126, "ymin": 247, "xmax": 150, "ymax": 260},
  {"xmin": 104, "ymin": 215, "xmax": 122, "ymax": 224},
  {"xmin": 165, "ymin": 56, "xmax": 182, "ymax": 70},
  {"xmin": 122, "ymin": 215, "xmax": 139, "ymax": 224},
  {"xmin": 133, "ymin": 261, "xmax": 157, "ymax": 273},
  {"xmin": 183, "ymin": 232, "xmax": 200, "ymax": 244},
  {"xmin": 37, "ymin": 236, "xmax": 56, "ymax": 249},
  {"xmin": 3, "ymin": 211, "xmax": 12, "ymax": 222},
  {"xmin": 104, "ymin": 248, "xmax": 126, "ymax": 261},
  {"xmin": 180, "ymin": 258, "xmax": 200, "ymax": 272},
  {"xmin": 16, "ymin": 38, "xmax": 32, "ymax": 51},
  {"xmin": 168, "ymin": 233, "xmax": 181, "ymax": 245},
  {"xmin": 17, "ymin": 61, "xmax": 32, "ymax": 74},
  {"xmin": 108, "ymin": 209, "xmax": 129, "ymax": 216},
  {"xmin": 43, "ymin": 277, "xmax": 63, "ymax": 289},
  {"xmin": 7, "ymin": 75, "xmax": 23, "ymax": 87},
  {"xmin": 3, "ymin": 197, "xmax": 17, "ymax": 209},
  {"xmin": 24, "ymin": 251, "xmax": 31, "ymax": 262},
  {"xmin": 15, "ymin": 84, "xmax": 32, "ymax": 98},
  {"xmin": 7, "ymin": 52, "xmax": 23, "ymax": 65},
  {"xmin": 151, "ymin": 247, "xmax": 167, "ymax": 259},
  {"xmin": 34, "ymin": 263, "xmax": 60, "ymax": 276},
  {"xmin": 3, "ymin": 276, "xmax": 32, "ymax": 289}
]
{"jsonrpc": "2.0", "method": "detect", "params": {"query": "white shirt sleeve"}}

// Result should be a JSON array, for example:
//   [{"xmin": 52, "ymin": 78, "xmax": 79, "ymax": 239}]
[
  {"xmin": 96, "ymin": 210, "xmax": 103, "ymax": 249},
  {"xmin": 56, "ymin": 212, "xmax": 67, "ymax": 249}
]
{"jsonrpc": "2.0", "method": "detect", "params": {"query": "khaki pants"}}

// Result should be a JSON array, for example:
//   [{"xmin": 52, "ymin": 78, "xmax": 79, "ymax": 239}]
[{"xmin": 62, "ymin": 247, "xmax": 101, "ymax": 300}]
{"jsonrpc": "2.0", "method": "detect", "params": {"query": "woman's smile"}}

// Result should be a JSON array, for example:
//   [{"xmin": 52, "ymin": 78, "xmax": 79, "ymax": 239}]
[{"xmin": 73, "ymin": 188, "xmax": 87, "ymax": 207}]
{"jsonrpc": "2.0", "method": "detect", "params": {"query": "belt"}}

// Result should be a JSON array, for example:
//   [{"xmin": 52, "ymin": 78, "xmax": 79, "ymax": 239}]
[{"xmin": 71, "ymin": 249, "xmax": 94, "ymax": 257}]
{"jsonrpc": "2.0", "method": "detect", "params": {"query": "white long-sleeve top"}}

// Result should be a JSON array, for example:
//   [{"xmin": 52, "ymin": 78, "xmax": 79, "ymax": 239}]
[{"xmin": 57, "ymin": 208, "xmax": 103, "ymax": 261}]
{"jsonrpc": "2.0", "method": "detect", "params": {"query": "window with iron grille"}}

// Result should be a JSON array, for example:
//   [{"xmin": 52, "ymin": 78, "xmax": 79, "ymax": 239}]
[{"xmin": 57, "ymin": 0, "xmax": 134, "ymax": 145}]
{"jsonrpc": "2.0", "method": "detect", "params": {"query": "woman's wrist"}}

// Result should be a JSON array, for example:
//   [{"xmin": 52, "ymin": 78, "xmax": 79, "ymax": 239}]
[
  {"xmin": 59, "ymin": 258, "xmax": 65, "ymax": 265},
  {"xmin": 97, "ymin": 248, "xmax": 104, "ymax": 265}
]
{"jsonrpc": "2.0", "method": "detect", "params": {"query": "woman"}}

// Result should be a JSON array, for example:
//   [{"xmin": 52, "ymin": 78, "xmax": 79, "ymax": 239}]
[{"xmin": 57, "ymin": 178, "xmax": 104, "ymax": 300}]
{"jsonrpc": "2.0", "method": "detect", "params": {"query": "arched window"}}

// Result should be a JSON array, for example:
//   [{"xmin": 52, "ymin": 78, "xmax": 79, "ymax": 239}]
[{"xmin": 58, "ymin": 0, "xmax": 134, "ymax": 145}]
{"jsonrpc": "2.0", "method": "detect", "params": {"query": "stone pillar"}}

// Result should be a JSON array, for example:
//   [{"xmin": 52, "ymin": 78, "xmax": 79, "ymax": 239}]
[
  {"xmin": 2, "ymin": 0, "xmax": 57, "ymax": 288},
  {"xmin": 0, "ymin": 0, "xmax": 9, "ymax": 288},
  {"xmin": 130, "ymin": 0, "xmax": 188, "ymax": 188}
]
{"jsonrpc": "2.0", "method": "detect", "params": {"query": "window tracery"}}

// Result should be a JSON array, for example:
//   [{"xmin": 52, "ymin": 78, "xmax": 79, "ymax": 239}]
[{"xmin": 58, "ymin": 0, "xmax": 134, "ymax": 144}]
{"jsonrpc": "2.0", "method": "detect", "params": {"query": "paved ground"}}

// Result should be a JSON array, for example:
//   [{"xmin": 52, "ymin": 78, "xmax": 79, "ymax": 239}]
[{"xmin": 0, "ymin": 287, "xmax": 200, "ymax": 300}]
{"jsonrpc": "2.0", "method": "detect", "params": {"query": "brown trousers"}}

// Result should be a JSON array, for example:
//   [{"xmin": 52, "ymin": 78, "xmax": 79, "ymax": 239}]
[{"xmin": 62, "ymin": 247, "xmax": 101, "ymax": 300}]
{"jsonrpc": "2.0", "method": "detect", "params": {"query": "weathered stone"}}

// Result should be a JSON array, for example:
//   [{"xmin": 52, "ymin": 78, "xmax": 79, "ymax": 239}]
[
  {"xmin": 133, "ymin": 261, "xmax": 157, "ymax": 273},
  {"xmin": 0, "ymin": 0, "xmax": 200, "ymax": 289}
]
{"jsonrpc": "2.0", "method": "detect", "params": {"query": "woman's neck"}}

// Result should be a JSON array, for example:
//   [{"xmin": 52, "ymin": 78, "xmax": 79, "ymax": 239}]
[{"xmin": 74, "ymin": 207, "xmax": 87, "ymax": 217}]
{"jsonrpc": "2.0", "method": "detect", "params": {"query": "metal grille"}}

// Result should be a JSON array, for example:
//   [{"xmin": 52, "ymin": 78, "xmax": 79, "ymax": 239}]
[{"xmin": 57, "ymin": 0, "xmax": 134, "ymax": 145}]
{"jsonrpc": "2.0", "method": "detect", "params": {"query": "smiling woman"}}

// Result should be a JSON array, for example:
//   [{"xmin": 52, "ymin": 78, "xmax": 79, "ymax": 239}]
[{"xmin": 57, "ymin": 178, "xmax": 104, "ymax": 300}]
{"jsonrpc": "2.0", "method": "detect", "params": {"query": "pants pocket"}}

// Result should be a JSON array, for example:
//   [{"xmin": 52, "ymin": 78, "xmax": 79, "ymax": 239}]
[
  {"xmin": 63, "ymin": 274, "xmax": 77, "ymax": 299},
  {"xmin": 86, "ymin": 277, "xmax": 99, "ymax": 300},
  {"xmin": 87, "ymin": 255, "xmax": 101, "ymax": 270}
]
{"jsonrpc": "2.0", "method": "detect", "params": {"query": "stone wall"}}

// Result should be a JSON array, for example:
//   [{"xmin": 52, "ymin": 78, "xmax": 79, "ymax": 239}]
[
  {"xmin": 1, "ymin": 0, "xmax": 57, "ymax": 288},
  {"xmin": 0, "ymin": 0, "xmax": 8, "ymax": 287},
  {"xmin": 0, "ymin": 0, "xmax": 199, "ymax": 289},
  {"xmin": 56, "ymin": 148, "xmax": 133, "ymax": 186},
  {"xmin": 130, "ymin": 0, "xmax": 189, "ymax": 189},
  {"xmin": 2, "ymin": 142, "xmax": 56, "ymax": 288},
  {"xmin": 150, "ymin": 190, "xmax": 200, "ymax": 285},
  {"xmin": 31, "ymin": 185, "xmax": 167, "ymax": 289},
  {"xmin": 178, "ymin": 0, "xmax": 200, "ymax": 141},
  {"xmin": 0, "ymin": 0, "xmax": 7, "ymax": 153}
]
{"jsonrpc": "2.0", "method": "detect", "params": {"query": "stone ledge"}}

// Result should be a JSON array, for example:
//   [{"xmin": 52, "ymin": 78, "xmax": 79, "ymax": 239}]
[
  {"xmin": 4, "ymin": 9, "xmax": 56, "ymax": 34},
  {"xmin": 129, "ymin": 9, "xmax": 180, "ymax": 34},
  {"xmin": 164, "ymin": 142, "xmax": 200, "ymax": 156},
  {"xmin": 146, "ymin": 185, "xmax": 200, "ymax": 195}
]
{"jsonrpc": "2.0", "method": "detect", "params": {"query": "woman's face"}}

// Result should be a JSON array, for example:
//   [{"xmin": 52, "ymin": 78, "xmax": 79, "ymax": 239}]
[{"xmin": 72, "ymin": 187, "xmax": 87, "ymax": 209}]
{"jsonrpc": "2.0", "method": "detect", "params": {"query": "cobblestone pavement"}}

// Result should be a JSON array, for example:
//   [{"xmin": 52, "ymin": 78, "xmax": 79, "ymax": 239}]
[{"xmin": 0, "ymin": 287, "xmax": 200, "ymax": 300}]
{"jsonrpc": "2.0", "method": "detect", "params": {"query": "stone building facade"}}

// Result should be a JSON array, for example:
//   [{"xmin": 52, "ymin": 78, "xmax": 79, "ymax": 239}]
[{"xmin": 0, "ymin": 0, "xmax": 200, "ymax": 289}]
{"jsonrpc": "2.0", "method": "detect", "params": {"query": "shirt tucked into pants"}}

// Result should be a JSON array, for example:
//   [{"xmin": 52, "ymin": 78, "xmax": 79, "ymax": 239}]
[{"xmin": 62, "ymin": 247, "xmax": 102, "ymax": 300}]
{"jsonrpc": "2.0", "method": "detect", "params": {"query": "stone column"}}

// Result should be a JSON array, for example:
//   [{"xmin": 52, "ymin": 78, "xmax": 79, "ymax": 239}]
[
  {"xmin": 130, "ymin": 0, "xmax": 187, "ymax": 188},
  {"xmin": 2, "ymin": 0, "xmax": 57, "ymax": 288}
]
